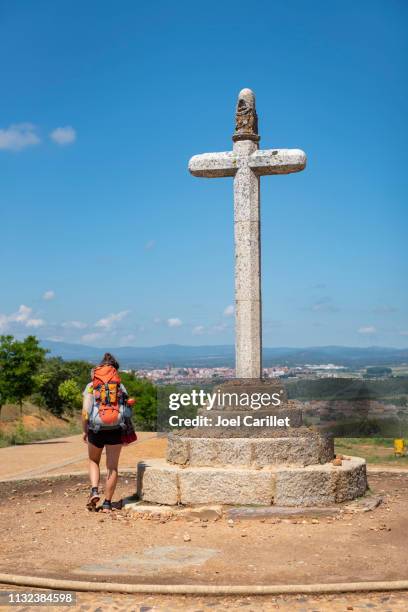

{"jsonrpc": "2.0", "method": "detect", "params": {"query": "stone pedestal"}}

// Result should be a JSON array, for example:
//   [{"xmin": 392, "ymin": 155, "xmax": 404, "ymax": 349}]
[
  {"xmin": 137, "ymin": 456, "xmax": 367, "ymax": 507},
  {"xmin": 137, "ymin": 381, "xmax": 368, "ymax": 507}
]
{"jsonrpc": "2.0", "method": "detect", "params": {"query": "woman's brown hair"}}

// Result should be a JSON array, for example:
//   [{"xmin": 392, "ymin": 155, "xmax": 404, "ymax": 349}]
[{"xmin": 100, "ymin": 352, "xmax": 119, "ymax": 370}]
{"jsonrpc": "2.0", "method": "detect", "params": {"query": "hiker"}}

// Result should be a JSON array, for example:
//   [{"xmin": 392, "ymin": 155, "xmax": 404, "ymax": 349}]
[{"xmin": 82, "ymin": 352, "xmax": 136, "ymax": 512}]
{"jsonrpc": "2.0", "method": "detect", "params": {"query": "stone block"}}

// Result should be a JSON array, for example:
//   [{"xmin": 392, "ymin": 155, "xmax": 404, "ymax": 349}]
[
  {"xmin": 318, "ymin": 435, "xmax": 335, "ymax": 463},
  {"xmin": 166, "ymin": 436, "xmax": 189, "ymax": 465},
  {"xmin": 179, "ymin": 467, "xmax": 275, "ymax": 505},
  {"xmin": 275, "ymin": 467, "xmax": 336, "ymax": 506},
  {"xmin": 275, "ymin": 457, "xmax": 366, "ymax": 507},
  {"xmin": 136, "ymin": 460, "xmax": 179, "ymax": 505},
  {"xmin": 187, "ymin": 438, "xmax": 252, "ymax": 466},
  {"xmin": 252, "ymin": 438, "xmax": 289, "ymax": 466},
  {"xmin": 251, "ymin": 436, "xmax": 330, "ymax": 467},
  {"xmin": 124, "ymin": 503, "xmax": 174, "ymax": 518},
  {"xmin": 334, "ymin": 461, "xmax": 367, "ymax": 502}
]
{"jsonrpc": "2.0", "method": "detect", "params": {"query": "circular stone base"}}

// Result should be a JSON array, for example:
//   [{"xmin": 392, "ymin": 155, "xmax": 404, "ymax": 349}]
[
  {"xmin": 136, "ymin": 456, "xmax": 367, "ymax": 507},
  {"xmin": 167, "ymin": 433, "xmax": 334, "ymax": 467}
]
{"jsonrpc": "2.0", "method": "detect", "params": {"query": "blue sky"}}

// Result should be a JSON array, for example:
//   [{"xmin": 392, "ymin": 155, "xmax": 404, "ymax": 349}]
[{"xmin": 1, "ymin": 0, "xmax": 407, "ymax": 348}]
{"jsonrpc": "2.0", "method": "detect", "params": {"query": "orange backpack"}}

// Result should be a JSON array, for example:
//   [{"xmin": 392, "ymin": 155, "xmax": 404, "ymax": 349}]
[{"xmin": 91, "ymin": 365, "xmax": 124, "ymax": 429}]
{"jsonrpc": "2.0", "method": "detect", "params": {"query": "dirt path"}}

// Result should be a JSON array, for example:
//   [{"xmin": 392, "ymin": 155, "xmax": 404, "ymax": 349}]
[{"xmin": 0, "ymin": 433, "xmax": 167, "ymax": 481}]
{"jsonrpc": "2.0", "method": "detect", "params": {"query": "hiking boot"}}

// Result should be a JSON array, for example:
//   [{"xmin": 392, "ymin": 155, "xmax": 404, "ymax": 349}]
[
  {"xmin": 86, "ymin": 487, "xmax": 100, "ymax": 511},
  {"xmin": 101, "ymin": 499, "xmax": 112, "ymax": 512}
]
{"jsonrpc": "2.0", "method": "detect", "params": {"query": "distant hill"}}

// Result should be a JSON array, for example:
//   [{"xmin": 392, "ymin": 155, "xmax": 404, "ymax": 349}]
[{"xmin": 41, "ymin": 340, "xmax": 408, "ymax": 369}]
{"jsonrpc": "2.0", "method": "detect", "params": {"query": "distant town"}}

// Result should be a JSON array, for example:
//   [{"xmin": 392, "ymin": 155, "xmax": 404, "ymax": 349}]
[
  {"xmin": 125, "ymin": 363, "xmax": 380, "ymax": 384},
  {"xmin": 43, "ymin": 341, "xmax": 408, "ymax": 373}
]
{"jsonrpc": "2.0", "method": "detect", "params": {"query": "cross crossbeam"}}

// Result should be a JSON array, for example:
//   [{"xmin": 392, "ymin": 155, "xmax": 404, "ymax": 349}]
[{"xmin": 189, "ymin": 148, "xmax": 306, "ymax": 178}]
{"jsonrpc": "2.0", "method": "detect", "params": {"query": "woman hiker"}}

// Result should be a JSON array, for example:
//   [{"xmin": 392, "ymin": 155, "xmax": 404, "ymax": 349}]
[{"xmin": 82, "ymin": 352, "xmax": 136, "ymax": 512}]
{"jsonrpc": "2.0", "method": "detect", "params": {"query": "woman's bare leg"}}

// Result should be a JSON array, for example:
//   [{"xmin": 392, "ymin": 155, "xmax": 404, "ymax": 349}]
[
  {"xmin": 105, "ymin": 444, "xmax": 122, "ymax": 501},
  {"xmin": 88, "ymin": 443, "xmax": 103, "ymax": 489}
]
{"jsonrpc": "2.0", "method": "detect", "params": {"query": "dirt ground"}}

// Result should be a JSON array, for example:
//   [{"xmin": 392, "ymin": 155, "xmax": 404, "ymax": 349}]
[
  {"xmin": 1, "ymin": 472, "xmax": 407, "ymax": 589},
  {"xmin": 1, "ymin": 435, "xmax": 408, "ymax": 610}
]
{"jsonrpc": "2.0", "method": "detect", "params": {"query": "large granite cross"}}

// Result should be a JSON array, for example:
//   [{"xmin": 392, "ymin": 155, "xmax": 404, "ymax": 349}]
[{"xmin": 189, "ymin": 89, "xmax": 306, "ymax": 379}]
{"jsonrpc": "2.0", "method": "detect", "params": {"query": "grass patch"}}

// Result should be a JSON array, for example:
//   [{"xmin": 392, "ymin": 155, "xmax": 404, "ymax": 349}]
[
  {"xmin": 0, "ymin": 420, "xmax": 81, "ymax": 448},
  {"xmin": 336, "ymin": 437, "xmax": 395, "ymax": 448},
  {"xmin": 362, "ymin": 454, "xmax": 408, "ymax": 465},
  {"xmin": 335, "ymin": 436, "xmax": 408, "ymax": 466}
]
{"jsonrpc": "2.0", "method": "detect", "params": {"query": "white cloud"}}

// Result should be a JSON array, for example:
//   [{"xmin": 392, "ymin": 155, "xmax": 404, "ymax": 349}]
[
  {"xmin": 192, "ymin": 325, "xmax": 205, "ymax": 335},
  {"xmin": 42, "ymin": 290, "xmax": 55, "ymax": 301},
  {"xmin": 81, "ymin": 332, "xmax": 103, "ymax": 344},
  {"xmin": 223, "ymin": 305, "xmax": 234, "ymax": 317},
  {"xmin": 358, "ymin": 326, "xmax": 377, "ymax": 335},
  {"xmin": 213, "ymin": 322, "xmax": 228, "ymax": 332},
  {"xmin": 167, "ymin": 318, "xmax": 182, "ymax": 328},
  {"xmin": 26, "ymin": 318, "xmax": 45, "ymax": 328},
  {"xmin": 62, "ymin": 320, "xmax": 87, "ymax": 329},
  {"xmin": 50, "ymin": 126, "xmax": 76, "ymax": 145},
  {"xmin": 9, "ymin": 304, "xmax": 32, "ymax": 323},
  {"xmin": 95, "ymin": 310, "xmax": 130, "ymax": 330},
  {"xmin": 153, "ymin": 317, "xmax": 161, "ymax": 324},
  {"xmin": 0, "ymin": 304, "xmax": 46, "ymax": 330},
  {"xmin": 0, "ymin": 123, "xmax": 41, "ymax": 152}
]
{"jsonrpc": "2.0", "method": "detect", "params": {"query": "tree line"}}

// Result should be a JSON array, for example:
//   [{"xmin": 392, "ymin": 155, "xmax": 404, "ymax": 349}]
[{"xmin": 0, "ymin": 335, "xmax": 157, "ymax": 430}]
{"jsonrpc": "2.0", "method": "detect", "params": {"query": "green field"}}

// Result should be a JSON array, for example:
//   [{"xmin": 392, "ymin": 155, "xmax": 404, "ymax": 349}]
[{"xmin": 335, "ymin": 437, "xmax": 408, "ymax": 467}]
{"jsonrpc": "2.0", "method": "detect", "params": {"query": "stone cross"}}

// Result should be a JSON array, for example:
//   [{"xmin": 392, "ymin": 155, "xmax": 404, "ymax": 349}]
[{"xmin": 189, "ymin": 89, "xmax": 306, "ymax": 379}]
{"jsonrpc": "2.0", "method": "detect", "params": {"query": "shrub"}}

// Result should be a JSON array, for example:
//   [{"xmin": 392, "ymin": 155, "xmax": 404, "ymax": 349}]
[
  {"xmin": 9, "ymin": 421, "xmax": 29, "ymax": 445},
  {"xmin": 58, "ymin": 379, "xmax": 82, "ymax": 415}
]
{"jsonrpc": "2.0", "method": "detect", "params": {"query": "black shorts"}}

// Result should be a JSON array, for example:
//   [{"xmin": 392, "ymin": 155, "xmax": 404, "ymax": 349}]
[{"xmin": 88, "ymin": 428, "xmax": 122, "ymax": 448}]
